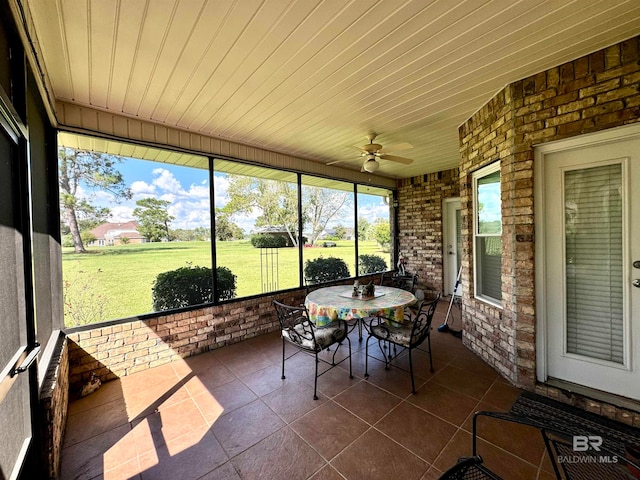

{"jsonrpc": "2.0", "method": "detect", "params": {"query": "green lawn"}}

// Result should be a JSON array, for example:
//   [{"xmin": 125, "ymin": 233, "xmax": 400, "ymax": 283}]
[{"xmin": 62, "ymin": 240, "xmax": 389, "ymax": 326}]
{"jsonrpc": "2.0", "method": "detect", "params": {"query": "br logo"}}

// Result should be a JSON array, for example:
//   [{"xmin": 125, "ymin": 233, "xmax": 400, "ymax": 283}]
[{"xmin": 573, "ymin": 435, "xmax": 603, "ymax": 452}]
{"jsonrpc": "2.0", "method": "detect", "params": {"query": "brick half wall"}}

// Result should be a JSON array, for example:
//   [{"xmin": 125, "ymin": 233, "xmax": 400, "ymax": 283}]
[{"xmin": 65, "ymin": 275, "xmax": 379, "ymax": 393}]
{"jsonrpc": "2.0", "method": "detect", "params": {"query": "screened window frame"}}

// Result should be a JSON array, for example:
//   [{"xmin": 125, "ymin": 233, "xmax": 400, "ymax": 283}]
[
  {"xmin": 472, "ymin": 161, "xmax": 503, "ymax": 307},
  {"xmin": 58, "ymin": 140, "xmax": 398, "ymax": 323},
  {"xmin": 211, "ymin": 162, "xmax": 395, "ymax": 300}
]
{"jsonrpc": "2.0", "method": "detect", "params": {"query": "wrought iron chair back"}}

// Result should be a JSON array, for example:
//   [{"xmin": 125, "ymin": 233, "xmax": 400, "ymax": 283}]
[
  {"xmin": 304, "ymin": 276, "xmax": 342, "ymax": 295},
  {"xmin": 440, "ymin": 410, "xmax": 640, "ymax": 480},
  {"xmin": 272, "ymin": 299, "xmax": 353, "ymax": 400},
  {"xmin": 380, "ymin": 271, "xmax": 418, "ymax": 292},
  {"xmin": 439, "ymin": 411, "xmax": 543, "ymax": 480},
  {"xmin": 409, "ymin": 295, "xmax": 439, "ymax": 346},
  {"xmin": 273, "ymin": 300, "xmax": 317, "ymax": 349},
  {"xmin": 364, "ymin": 293, "xmax": 440, "ymax": 394},
  {"xmin": 436, "ymin": 456, "xmax": 502, "ymax": 479}
]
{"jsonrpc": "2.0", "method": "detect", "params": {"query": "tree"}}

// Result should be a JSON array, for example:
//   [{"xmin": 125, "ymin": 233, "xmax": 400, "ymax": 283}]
[
  {"xmin": 223, "ymin": 176, "xmax": 300, "ymax": 245},
  {"xmin": 133, "ymin": 198, "xmax": 174, "ymax": 242},
  {"xmin": 358, "ymin": 217, "xmax": 371, "ymax": 240},
  {"xmin": 333, "ymin": 224, "xmax": 347, "ymax": 240},
  {"xmin": 58, "ymin": 147, "xmax": 131, "ymax": 253},
  {"xmin": 371, "ymin": 219, "xmax": 391, "ymax": 251},
  {"xmin": 303, "ymin": 187, "xmax": 350, "ymax": 245},
  {"xmin": 215, "ymin": 210, "xmax": 244, "ymax": 241},
  {"xmin": 80, "ymin": 231, "xmax": 96, "ymax": 246},
  {"xmin": 193, "ymin": 226, "xmax": 212, "ymax": 241},
  {"xmin": 222, "ymin": 175, "xmax": 350, "ymax": 246}
]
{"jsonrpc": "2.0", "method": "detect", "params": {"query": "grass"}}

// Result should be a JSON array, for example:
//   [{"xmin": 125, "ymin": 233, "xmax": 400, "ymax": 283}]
[{"xmin": 62, "ymin": 240, "xmax": 390, "ymax": 326}]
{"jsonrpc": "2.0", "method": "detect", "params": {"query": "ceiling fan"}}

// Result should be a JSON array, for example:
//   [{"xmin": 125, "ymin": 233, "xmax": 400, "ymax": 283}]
[{"xmin": 328, "ymin": 133, "xmax": 413, "ymax": 173}]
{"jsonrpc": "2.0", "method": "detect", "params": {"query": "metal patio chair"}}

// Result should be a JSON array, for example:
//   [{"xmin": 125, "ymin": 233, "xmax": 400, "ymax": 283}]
[
  {"xmin": 273, "ymin": 299, "xmax": 353, "ymax": 400},
  {"xmin": 438, "ymin": 411, "xmax": 543, "ymax": 480},
  {"xmin": 364, "ymin": 292, "xmax": 440, "ymax": 394}
]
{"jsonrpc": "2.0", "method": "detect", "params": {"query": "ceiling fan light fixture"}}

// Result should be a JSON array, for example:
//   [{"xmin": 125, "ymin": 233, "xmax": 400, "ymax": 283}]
[{"xmin": 363, "ymin": 158, "xmax": 379, "ymax": 173}]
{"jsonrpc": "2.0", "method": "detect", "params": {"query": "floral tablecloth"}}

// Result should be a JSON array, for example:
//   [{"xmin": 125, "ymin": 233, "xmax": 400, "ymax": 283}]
[{"xmin": 305, "ymin": 285, "xmax": 416, "ymax": 327}]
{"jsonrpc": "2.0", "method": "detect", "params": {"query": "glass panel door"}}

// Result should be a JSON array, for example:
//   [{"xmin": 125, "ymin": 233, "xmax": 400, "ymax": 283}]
[
  {"xmin": 539, "ymin": 126, "xmax": 640, "ymax": 401},
  {"xmin": 564, "ymin": 164, "xmax": 623, "ymax": 363}
]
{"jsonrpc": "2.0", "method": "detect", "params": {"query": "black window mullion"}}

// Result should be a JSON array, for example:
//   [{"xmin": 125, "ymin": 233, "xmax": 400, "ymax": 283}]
[
  {"xmin": 353, "ymin": 184, "xmax": 359, "ymax": 277},
  {"xmin": 209, "ymin": 157, "xmax": 218, "ymax": 302},
  {"xmin": 297, "ymin": 172, "xmax": 304, "ymax": 289}
]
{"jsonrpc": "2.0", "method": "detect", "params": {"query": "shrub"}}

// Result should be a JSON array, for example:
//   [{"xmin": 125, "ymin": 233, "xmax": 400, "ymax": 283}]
[
  {"xmin": 215, "ymin": 266, "xmax": 237, "ymax": 301},
  {"xmin": 304, "ymin": 257, "xmax": 350, "ymax": 285},
  {"xmin": 358, "ymin": 254, "xmax": 388, "ymax": 275},
  {"xmin": 152, "ymin": 265, "xmax": 237, "ymax": 311},
  {"xmin": 250, "ymin": 234, "xmax": 288, "ymax": 248},
  {"xmin": 63, "ymin": 274, "xmax": 109, "ymax": 327},
  {"xmin": 81, "ymin": 231, "xmax": 96, "ymax": 245}
]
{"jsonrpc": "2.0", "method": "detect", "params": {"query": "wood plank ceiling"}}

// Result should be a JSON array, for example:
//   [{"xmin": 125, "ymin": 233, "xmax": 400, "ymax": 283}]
[{"xmin": 23, "ymin": 0, "xmax": 640, "ymax": 178}]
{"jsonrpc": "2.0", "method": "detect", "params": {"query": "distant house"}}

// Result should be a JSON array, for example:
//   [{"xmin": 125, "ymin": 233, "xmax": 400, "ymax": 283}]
[
  {"xmin": 253, "ymin": 226, "xmax": 298, "ymax": 246},
  {"xmin": 322, "ymin": 227, "xmax": 355, "ymax": 240},
  {"xmin": 88, "ymin": 221, "xmax": 146, "ymax": 246}
]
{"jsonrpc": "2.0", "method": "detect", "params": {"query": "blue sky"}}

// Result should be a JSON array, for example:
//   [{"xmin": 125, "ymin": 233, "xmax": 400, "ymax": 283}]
[{"xmin": 83, "ymin": 157, "xmax": 389, "ymax": 233}]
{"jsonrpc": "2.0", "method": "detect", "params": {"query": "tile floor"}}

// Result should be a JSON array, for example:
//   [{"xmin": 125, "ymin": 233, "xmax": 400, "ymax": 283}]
[{"xmin": 61, "ymin": 302, "xmax": 555, "ymax": 480}]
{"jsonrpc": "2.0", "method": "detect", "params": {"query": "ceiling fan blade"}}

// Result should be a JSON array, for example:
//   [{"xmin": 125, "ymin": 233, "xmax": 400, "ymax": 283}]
[
  {"xmin": 379, "ymin": 153, "xmax": 413, "ymax": 164},
  {"xmin": 378, "ymin": 142, "xmax": 413, "ymax": 153},
  {"xmin": 346, "ymin": 144, "xmax": 367, "ymax": 152}
]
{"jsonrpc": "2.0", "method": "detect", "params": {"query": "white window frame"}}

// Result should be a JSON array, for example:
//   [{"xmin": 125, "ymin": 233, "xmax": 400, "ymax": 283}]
[{"xmin": 472, "ymin": 161, "xmax": 502, "ymax": 307}]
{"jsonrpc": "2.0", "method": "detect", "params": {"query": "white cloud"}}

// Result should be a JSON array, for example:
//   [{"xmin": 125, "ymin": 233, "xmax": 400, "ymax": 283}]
[
  {"xmin": 213, "ymin": 174, "xmax": 230, "ymax": 207},
  {"xmin": 75, "ymin": 185, "xmax": 117, "ymax": 204},
  {"xmin": 359, "ymin": 203, "xmax": 390, "ymax": 220},
  {"xmin": 109, "ymin": 205, "xmax": 135, "ymax": 222},
  {"xmin": 152, "ymin": 168, "xmax": 183, "ymax": 194},
  {"xmin": 159, "ymin": 193, "xmax": 176, "ymax": 203},
  {"xmin": 130, "ymin": 180, "xmax": 156, "ymax": 195},
  {"xmin": 87, "ymin": 165, "xmax": 216, "ymax": 230},
  {"xmin": 169, "ymin": 200, "xmax": 211, "ymax": 229},
  {"xmin": 91, "ymin": 190, "xmax": 117, "ymax": 203},
  {"xmin": 186, "ymin": 184, "xmax": 210, "ymax": 198}
]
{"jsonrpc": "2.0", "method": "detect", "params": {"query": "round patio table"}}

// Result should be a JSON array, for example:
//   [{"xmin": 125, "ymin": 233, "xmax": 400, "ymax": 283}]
[{"xmin": 305, "ymin": 285, "xmax": 416, "ymax": 327}]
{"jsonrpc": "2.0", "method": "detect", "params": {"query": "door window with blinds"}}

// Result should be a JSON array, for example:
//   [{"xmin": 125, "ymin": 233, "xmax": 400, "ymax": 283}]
[
  {"xmin": 564, "ymin": 163, "xmax": 623, "ymax": 363},
  {"xmin": 473, "ymin": 162, "xmax": 502, "ymax": 305}
]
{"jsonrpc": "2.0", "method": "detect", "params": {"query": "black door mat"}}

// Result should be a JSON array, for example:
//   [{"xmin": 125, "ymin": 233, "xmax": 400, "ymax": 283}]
[{"xmin": 510, "ymin": 391, "xmax": 640, "ymax": 457}]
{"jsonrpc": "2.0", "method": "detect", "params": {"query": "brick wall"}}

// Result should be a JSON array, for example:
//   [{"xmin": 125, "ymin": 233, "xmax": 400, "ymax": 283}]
[
  {"xmin": 65, "ymin": 275, "xmax": 378, "ymax": 392},
  {"xmin": 535, "ymin": 384, "xmax": 640, "ymax": 428},
  {"xmin": 459, "ymin": 37, "xmax": 640, "ymax": 393},
  {"xmin": 66, "ymin": 292, "xmax": 297, "ymax": 391},
  {"xmin": 458, "ymin": 86, "xmax": 522, "ymax": 384},
  {"xmin": 396, "ymin": 168, "xmax": 460, "ymax": 295},
  {"xmin": 40, "ymin": 334, "xmax": 69, "ymax": 479}
]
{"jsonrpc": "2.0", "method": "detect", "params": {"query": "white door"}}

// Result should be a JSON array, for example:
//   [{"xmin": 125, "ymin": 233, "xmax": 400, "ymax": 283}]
[
  {"xmin": 443, "ymin": 198, "xmax": 462, "ymax": 296},
  {"xmin": 536, "ymin": 125, "xmax": 640, "ymax": 401}
]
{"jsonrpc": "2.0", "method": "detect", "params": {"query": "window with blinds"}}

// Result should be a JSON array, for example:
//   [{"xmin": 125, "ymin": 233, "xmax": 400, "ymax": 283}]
[
  {"xmin": 473, "ymin": 163, "xmax": 502, "ymax": 305},
  {"xmin": 564, "ymin": 163, "xmax": 623, "ymax": 363}
]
